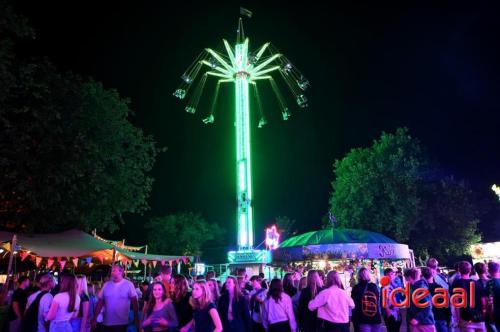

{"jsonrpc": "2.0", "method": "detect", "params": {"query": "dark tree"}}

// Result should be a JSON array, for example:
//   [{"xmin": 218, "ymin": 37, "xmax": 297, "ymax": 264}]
[
  {"xmin": 0, "ymin": 3, "xmax": 161, "ymax": 232},
  {"xmin": 329, "ymin": 128, "xmax": 481, "ymax": 259},
  {"xmin": 145, "ymin": 212, "xmax": 224, "ymax": 256},
  {"xmin": 330, "ymin": 128, "xmax": 422, "ymax": 242}
]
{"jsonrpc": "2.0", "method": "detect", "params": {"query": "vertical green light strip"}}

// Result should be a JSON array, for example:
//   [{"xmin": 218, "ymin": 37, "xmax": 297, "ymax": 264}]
[{"xmin": 235, "ymin": 42, "xmax": 253, "ymax": 249}]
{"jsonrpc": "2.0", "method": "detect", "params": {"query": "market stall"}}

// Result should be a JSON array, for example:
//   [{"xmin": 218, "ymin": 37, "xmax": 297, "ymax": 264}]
[
  {"xmin": 470, "ymin": 242, "xmax": 500, "ymax": 264},
  {"xmin": 272, "ymin": 228, "xmax": 414, "ymax": 290}
]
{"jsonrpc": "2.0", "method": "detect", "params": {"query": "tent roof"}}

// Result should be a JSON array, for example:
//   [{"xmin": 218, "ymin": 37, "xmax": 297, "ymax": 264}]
[
  {"xmin": 0, "ymin": 229, "xmax": 113, "ymax": 258},
  {"xmin": 279, "ymin": 228, "xmax": 397, "ymax": 248}
]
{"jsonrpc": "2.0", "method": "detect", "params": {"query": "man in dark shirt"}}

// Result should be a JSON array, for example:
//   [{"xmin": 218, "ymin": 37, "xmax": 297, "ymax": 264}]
[
  {"xmin": 422, "ymin": 267, "xmax": 450, "ymax": 332},
  {"xmin": 486, "ymin": 262, "xmax": 500, "ymax": 332},
  {"xmin": 8, "ymin": 276, "xmax": 30, "ymax": 332},
  {"xmin": 450, "ymin": 261, "xmax": 487, "ymax": 332}
]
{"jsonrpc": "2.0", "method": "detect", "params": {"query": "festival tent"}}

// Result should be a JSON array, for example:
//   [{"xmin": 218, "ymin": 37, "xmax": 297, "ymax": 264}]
[
  {"xmin": 0, "ymin": 229, "xmax": 193, "ymax": 270},
  {"xmin": 0, "ymin": 229, "xmax": 113, "ymax": 258}
]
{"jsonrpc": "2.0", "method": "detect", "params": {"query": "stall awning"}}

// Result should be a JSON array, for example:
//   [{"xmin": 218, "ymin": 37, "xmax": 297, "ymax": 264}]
[
  {"xmin": 279, "ymin": 228, "xmax": 396, "ymax": 248},
  {"xmin": 273, "ymin": 228, "xmax": 410, "ymax": 262}
]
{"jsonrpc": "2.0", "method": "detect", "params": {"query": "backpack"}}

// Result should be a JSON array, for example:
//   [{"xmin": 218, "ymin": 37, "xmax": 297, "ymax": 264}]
[
  {"xmin": 456, "ymin": 279, "xmax": 483, "ymax": 322},
  {"xmin": 20, "ymin": 291, "xmax": 48, "ymax": 332},
  {"xmin": 361, "ymin": 283, "xmax": 379, "ymax": 318}
]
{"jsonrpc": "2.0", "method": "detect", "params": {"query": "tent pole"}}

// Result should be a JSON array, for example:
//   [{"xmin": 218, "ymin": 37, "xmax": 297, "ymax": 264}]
[{"xmin": 143, "ymin": 245, "xmax": 148, "ymax": 280}]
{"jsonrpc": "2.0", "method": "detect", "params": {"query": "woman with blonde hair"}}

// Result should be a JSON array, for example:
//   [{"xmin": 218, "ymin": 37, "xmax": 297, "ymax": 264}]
[
  {"xmin": 308, "ymin": 271, "xmax": 354, "ymax": 332},
  {"xmin": 180, "ymin": 280, "xmax": 222, "ymax": 332},
  {"xmin": 206, "ymin": 279, "xmax": 220, "ymax": 305},
  {"xmin": 70, "ymin": 275, "xmax": 90, "ymax": 332},
  {"xmin": 298, "ymin": 270, "xmax": 324, "ymax": 332},
  {"xmin": 46, "ymin": 274, "xmax": 81, "ymax": 332}
]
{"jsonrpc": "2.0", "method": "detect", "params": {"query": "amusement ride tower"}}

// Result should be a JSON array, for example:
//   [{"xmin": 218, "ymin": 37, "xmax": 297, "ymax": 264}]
[{"xmin": 173, "ymin": 16, "xmax": 309, "ymax": 264}]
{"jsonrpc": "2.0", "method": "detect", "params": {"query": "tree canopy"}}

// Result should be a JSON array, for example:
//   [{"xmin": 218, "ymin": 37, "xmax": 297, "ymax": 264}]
[
  {"xmin": 0, "ymin": 3, "xmax": 161, "ymax": 232},
  {"xmin": 329, "ymin": 128, "xmax": 480, "ymax": 260},
  {"xmin": 145, "ymin": 212, "xmax": 224, "ymax": 256}
]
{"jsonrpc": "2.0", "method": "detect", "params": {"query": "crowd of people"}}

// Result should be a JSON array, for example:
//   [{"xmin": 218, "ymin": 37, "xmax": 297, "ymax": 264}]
[{"xmin": 2, "ymin": 259, "xmax": 499, "ymax": 332}]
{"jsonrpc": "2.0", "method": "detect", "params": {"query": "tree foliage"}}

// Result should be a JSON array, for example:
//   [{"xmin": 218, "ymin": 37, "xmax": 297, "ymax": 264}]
[
  {"xmin": 275, "ymin": 215, "xmax": 297, "ymax": 240},
  {"xmin": 330, "ymin": 128, "xmax": 422, "ymax": 242},
  {"xmin": 329, "ymin": 128, "xmax": 480, "ymax": 260},
  {"xmin": 145, "ymin": 212, "xmax": 224, "ymax": 256},
  {"xmin": 0, "ymin": 3, "xmax": 161, "ymax": 232},
  {"xmin": 412, "ymin": 177, "xmax": 480, "ymax": 260}
]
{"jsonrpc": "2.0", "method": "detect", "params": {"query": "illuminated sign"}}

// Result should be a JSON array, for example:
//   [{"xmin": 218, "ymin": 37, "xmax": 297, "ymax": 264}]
[
  {"xmin": 228, "ymin": 249, "xmax": 271, "ymax": 264},
  {"xmin": 265, "ymin": 225, "xmax": 280, "ymax": 250}
]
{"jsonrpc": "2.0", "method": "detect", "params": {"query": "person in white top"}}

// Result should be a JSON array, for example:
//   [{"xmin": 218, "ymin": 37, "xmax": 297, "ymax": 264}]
[
  {"xmin": 92, "ymin": 264, "xmax": 139, "ymax": 332},
  {"xmin": 308, "ymin": 270, "xmax": 355, "ymax": 332},
  {"xmin": 261, "ymin": 278, "xmax": 297, "ymax": 332},
  {"xmin": 46, "ymin": 273, "xmax": 81, "ymax": 332}
]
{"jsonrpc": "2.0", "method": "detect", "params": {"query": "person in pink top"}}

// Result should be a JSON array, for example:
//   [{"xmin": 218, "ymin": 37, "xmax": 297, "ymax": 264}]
[{"xmin": 308, "ymin": 271, "xmax": 355, "ymax": 332}]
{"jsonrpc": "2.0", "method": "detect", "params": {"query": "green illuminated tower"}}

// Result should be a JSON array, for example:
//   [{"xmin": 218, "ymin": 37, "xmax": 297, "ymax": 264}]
[{"xmin": 174, "ymin": 17, "xmax": 309, "ymax": 262}]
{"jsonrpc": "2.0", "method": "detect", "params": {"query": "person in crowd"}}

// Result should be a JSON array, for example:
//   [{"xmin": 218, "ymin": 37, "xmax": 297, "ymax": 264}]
[
  {"xmin": 450, "ymin": 261, "xmax": 486, "ymax": 332},
  {"xmin": 70, "ymin": 275, "xmax": 90, "ymax": 332},
  {"xmin": 298, "ymin": 270, "xmax": 323, "ymax": 332},
  {"xmin": 159, "ymin": 266, "xmax": 173, "ymax": 298},
  {"xmin": 217, "ymin": 276, "xmax": 251, "ymax": 332},
  {"xmin": 134, "ymin": 282, "xmax": 142, "ymax": 300},
  {"xmin": 449, "ymin": 263, "xmax": 461, "ymax": 286},
  {"xmin": 172, "ymin": 275, "xmax": 193, "ymax": 330},
  {"xmin": 427, "ymin": 259, "xmax": 449, "ymax": 291},
  {"xmin": 282, "ymin": 273, "xmax": 297, "ymax": 298},
  {"xmin": 86, "ymin": 283, "xmax": 97, "ymax": 332},
  {"xmin": 9, "ymin": 276, "xmax": 31, "ymax": 332},
  {"xmin": 486, "ymin": 261, "xmax": 500, "ymax": 332},
  {"xmin": 207, "ymin": 279, "xmax": 220, "ymax": 306},
  {"xmin": 46, "ymin": 274, "xmax": 81, "ymax": 332},
  {"xmin": 351, "ymin": 268, "xmax": 382, "ymax": 332},
  {"xmin": 474, "ymin": 263, "xmax": 496, "ymax": 332},
  {"xmin": 180, "ymin": 280, "xmax": 222, "ymax": 332},
  {"xmin": 92, "ymin": 264, "xmax": 139, "ymax": 332},
  {"xmin": 91, "ymin": 283, "xmax": 104, "ymax": 332},
  {"xmin": 292, "ymin": 276, "xmax": 307, "ymax": 313},
  {"xmin": 249, "ymin": 275, "xmax": 268, "ymax": 332},
  {"xmin": 308, "ymin": 270, "xmax": 354, "ymax": 332},
  {"xmin": 262, "ymin": 278, "xmax": 297, "ymax": 332},
  {"xmin": 206, "ymin": 271, "xmax": 216, "ymax": 281},
  {"xmin": 236, "ymin": 269, "xmax": 253, "ymax": 298},
  {"xmin": 258, "ymin": 273, "xmax": 268, "ymax": 289},
  {"xmin": 381, "ymin": 268, "xmax": 402, "ymax": 332},
  {"xmin": 405, "ymin": 268, "xmax": 435, "ymax": 332},
  {"xmin": 141, "ymin": 282, "xmax": 178, "ymax": 332},
  {"xmin": 22, "ymin": 273, "xmax": 56, "ymax": 332},
  {"xmin": 422, "ymin": 267, "xmax": 450, "ymax": 332},
  {"xmin": 291, "ymin": 272, "xmax": 302, "ymax": 290},
  {"xmin": 139, "ymin": 281, "xmax": 150, "ymax": 310}
]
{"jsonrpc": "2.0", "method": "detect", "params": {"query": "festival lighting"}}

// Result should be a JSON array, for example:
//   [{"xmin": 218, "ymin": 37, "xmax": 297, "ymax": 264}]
[
  {"xmin": 173, "ymin": 16, "xmax": 309, "ymax": 256},
  {"xmin": 265, "ymin": 225, "xmax": 280, "ymax": 250},
  {"xmin": 492, "ymin": 184, "xmax": 500, "ymax": 201}
]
